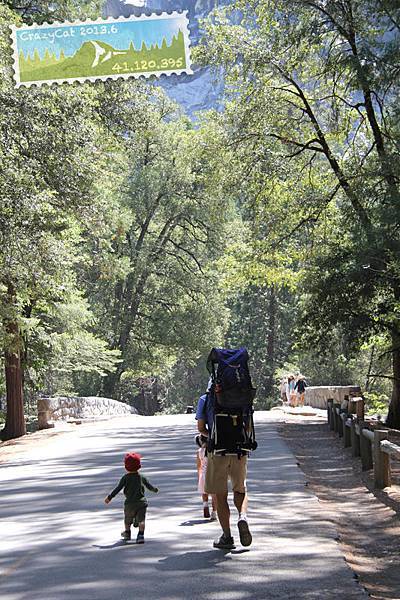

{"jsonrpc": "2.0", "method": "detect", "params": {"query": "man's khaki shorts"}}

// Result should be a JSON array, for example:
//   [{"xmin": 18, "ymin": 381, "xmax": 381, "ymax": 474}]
[{"xmin": 205, "ymin": 453, "xmax": 248, "ymax": 494}]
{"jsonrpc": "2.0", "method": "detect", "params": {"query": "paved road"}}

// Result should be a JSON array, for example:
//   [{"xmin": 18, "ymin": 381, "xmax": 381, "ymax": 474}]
[{"xmin": 0, "ymin": 412, "xmax": 366, "ymax": 599}]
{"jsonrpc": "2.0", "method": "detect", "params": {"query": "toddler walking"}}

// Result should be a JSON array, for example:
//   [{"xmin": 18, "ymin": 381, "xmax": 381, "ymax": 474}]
[
  {"xmin": 105, "ymin": 452, "xmax": 158, "ymax": 543},
  {"xmin": 196, "ymin": 434, "xmax": 217, "ymax": 520}
]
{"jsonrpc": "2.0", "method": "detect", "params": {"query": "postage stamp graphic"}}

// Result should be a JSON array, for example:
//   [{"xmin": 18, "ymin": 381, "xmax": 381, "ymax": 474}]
[{"xmin": 11, "ymin": 12, "xmax": 192, "ymax": 87}]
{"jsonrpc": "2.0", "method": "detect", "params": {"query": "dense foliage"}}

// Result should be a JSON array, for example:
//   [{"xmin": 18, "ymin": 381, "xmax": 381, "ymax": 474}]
[
  {"xmin": 1, "ymin": 0, "xmax": 400, "ymax": 438},
  {"xmin": 0, "ymin": 1, "xmax": 230, "ymax": 437},
  {"xmin": 195, "ymin": 0, "xmax": 400, "ymax": 423}
]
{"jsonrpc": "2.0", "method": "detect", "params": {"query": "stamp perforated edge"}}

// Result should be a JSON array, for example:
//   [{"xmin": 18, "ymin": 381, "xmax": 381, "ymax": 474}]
[{"xmin": 10, "ymin": 11, "xmax": 193, "ymax": 87}]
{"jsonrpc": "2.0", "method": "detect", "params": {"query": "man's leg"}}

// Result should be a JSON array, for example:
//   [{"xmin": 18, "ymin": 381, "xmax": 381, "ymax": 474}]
[
  {"xmin": 206, "ymin": 455, "xmax": 235, "ymax": 549},
  {"xmin": 233, "ymin": 490, "xmax": 247, "ymax": 515},
  {"xmin": 213, "ymin": 491, "xmax": 236, "ymax": 548},
  {"xmin": 205, "ymin": 454, "xmax": 229, "ymax": 529},
  {"xmin": 216, "ymin": 491, "xmax": 230, "ymax": 534},
  {"xmin": 231, "ymin": 457, "xmax": 252, "ymax": 547},
  {"xmin": 234, "ymin": 491, "xmax": 252, "ymax": 547}
]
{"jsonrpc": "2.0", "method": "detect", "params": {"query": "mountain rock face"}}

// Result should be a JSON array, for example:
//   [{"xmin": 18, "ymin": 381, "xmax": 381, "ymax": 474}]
[{"xmin": 104, "ymin": 0, "xmax": 228, "ymax": 114}]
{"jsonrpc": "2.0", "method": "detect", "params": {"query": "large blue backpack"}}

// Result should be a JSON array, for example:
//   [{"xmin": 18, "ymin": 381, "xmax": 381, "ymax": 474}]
[
  {"xmin": 206, "ymin": 347, "xmax": 257, "ymax": 456},
  {"xmin": 206, "ymin": 347, "xmax": 256, "ymax": 409}
]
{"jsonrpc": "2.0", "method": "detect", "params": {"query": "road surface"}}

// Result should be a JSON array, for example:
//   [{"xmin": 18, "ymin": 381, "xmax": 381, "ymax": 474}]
[{"xmin": 0, "ymin": 412, "xmax": 367, "ymax": 599}]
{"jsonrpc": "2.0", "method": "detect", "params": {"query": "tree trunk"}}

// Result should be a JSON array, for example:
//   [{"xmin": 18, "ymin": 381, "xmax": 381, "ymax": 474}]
[
  {"xmin": 386, "ymin": 330, "xmax": 400, "ymax": 430},
  {"xmin": 1, "ymin": 286, "xmax": 26, "ymax": 440},
  {"xmin": 264, "ymin": 285, "xmax": 276, "ymax": 399},
  {"xmin": 364, "ymin": 345, "xmax": 375, "ymax": 392},
  {"xmin": 102, "ymin": 367, "xmax": 121, "ymax": 399},
  {"xmin": 152, "ymin": 377, "xmax": 160, "ymax": 414}
]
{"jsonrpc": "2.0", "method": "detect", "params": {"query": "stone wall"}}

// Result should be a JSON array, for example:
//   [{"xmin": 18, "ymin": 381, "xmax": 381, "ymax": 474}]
[
  {"xmin": 305, "ymin": 386, "xmax": 361, "ymax": 410},
  {"xmin": 38, "ymin": 396, "xmax": 134, "ymax": 429}
]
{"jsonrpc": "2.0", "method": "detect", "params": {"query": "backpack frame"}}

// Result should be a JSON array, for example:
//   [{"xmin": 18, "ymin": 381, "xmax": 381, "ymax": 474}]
[{"xmin": 206, "ymin": 347, "xmax": 257, "ymax": 457}]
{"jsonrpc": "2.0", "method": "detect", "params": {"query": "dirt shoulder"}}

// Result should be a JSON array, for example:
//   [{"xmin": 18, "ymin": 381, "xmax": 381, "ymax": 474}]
[
  {"xmin": 0, "ymin": 424, "xmax": 77, "ymax": 463},
  {"xmin": 279, "ymin": 410, "xmax": 400, "ymax": 600}
]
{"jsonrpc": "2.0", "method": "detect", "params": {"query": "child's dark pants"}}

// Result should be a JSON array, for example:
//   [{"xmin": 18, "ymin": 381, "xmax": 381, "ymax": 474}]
[{"xmin": 124, "ymin": 503, "xmax": 147, "ymax": 530}]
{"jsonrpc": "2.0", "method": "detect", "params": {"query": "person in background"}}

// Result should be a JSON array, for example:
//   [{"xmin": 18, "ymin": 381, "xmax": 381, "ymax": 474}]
[
  {"xmin": 196, "ymin": 433, "xmax": 217, "ymax": 520},
  {"xmin": 280, "ymin": 377, "xmax": 287, "ymax": 404},
  {"xmin": 286, "ymin": 375, "xmax": 296, "ymax": 406},
  {"xmin": 294, "ymin": 375, "xmax": 307, "ymax": 407}
]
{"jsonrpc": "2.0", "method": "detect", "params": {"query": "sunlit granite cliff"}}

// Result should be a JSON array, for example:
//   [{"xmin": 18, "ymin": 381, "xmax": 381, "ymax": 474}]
[{"xmin": 104, "ymin": 0, "xmax": 227, "ymax": 114}]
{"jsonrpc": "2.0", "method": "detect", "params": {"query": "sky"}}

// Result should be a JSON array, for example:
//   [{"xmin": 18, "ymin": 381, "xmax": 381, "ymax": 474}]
[{"xmin": 15, "ymin": 14, "xmax": 187, "ymax": 59}]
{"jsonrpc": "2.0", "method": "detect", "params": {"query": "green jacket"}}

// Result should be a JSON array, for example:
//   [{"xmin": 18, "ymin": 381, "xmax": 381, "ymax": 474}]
[{"xmin": 107, "ymin": 472, "xmax": 158, "ymax": 506}]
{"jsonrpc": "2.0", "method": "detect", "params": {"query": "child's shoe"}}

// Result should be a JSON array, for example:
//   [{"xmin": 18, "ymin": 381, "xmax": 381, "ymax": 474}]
[
  {"xmin": 203, "ymin": 505, "xmax": 210, "ymax": 518},
  {"xmin": 136, "ymin": 532, "xmax": 145, "ymax": 544},
  {"xmin": 210, "ymin": 511, "xmax": 217, "ymax": 521},
  {"xmin": 121, "ymin": 530, "xmax": 131, "ymax": 541}
]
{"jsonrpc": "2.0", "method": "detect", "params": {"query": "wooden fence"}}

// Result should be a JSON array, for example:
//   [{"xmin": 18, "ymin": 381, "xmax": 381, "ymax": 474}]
[{"xmin": 327, "ymin": 396, "xmax": 400, "ymax": 489}]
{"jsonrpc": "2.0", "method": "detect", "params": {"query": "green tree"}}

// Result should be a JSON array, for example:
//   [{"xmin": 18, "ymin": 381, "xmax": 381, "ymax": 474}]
[
  {"xmin": 23, "ymin": 293, "xmax": 121, "ymax": 397},
  {"xmin": 0, "ymin": 3, "xmax": 125, "ymax": 439},
  {"xmin": 4, "ymin": 0, "xmax": 102, "ymax": 22},
  {"xmin": 82, "ymin": 96, "xmax": 232, "ymax": 398},
  {"xmin": 196, "ymin": 0, "xmax": 400, "ymax": 425}
]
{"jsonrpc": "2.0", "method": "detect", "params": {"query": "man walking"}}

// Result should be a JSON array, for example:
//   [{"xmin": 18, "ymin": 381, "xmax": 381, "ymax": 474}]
[{"xmin": 196, "ymin": 391, "xmax": 252, "ymax": 549}]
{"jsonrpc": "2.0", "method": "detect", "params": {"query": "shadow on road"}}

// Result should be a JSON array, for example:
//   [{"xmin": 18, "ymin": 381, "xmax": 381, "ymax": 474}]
[
  {"xmin": 157, "ymin": 549, "xmax": 232, "ymax": 571},
  {"xmin": 179, "ymin": 518, "xmax": 214, "ymax": 526},
  {"xmin": 1, "ymin": 415, "xmax": 367, "ymax": 600},
  {"xmin": 92, "ymin": 540, "xmax": 139, "ymax": 549}
]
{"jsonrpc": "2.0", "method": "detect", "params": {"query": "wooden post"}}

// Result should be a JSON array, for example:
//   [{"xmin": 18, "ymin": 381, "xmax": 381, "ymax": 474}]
[
  {"xmin": 360, "ymin": 426, "xmax": 373, "ymax": 471},
  {"xmin": 333, "ymin": 402, "xmax": 341, "ymax": 434},
  {"xmin": 374, "ymin": 429, "xmax": 390, "ymax": 489},
  {"xmin": 332, "ymin": 403, "xmax": 337, "ymax": 432},
  {"xmin": 337, "ymin": 409, "xmax": 344, "ymax": 438},
  {"xmin": 327, "ymin": 399, "xmax": 334, "ymax": 430},
  {"xmin": 350, "ymin": 417, "xmax": 360, "ymax": 457},
  {"xmin": 348, "ymin": 397, "xmax": 365, "ymax": 419},
  {"xmin": 343, "ymin": 416, "xmax": 351, "ymax": 448},
  {"xmin": 356, "ymin": 398, "xmax": 365, "ymax": 421}
]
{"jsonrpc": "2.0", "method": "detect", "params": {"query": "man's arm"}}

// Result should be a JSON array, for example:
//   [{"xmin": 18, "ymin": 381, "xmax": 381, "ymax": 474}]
[
  {"xmin": 195, "ymin": 394, "xmax": 209, "ymax": 437},
  {"xmin": 197, "ymin": 418, "xmax": 208, "ymax": 437}
]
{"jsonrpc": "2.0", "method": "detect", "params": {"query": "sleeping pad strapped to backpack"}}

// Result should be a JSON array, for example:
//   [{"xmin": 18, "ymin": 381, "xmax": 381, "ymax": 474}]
[{"xmin": 206, "ymin": 347, "xmax": 257, "ymax": 457}]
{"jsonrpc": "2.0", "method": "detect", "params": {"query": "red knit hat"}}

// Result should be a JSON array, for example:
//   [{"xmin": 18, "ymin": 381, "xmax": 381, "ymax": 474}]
[{"xmin": 124, "ymin": 452, "xmax": 141, "ymax": 472}]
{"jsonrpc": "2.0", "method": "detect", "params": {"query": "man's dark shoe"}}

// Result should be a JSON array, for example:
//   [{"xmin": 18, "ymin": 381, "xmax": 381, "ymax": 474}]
[
  {"xmin": 238, "ymin": 519, "xmax": 252, "ymax": 547},
  {"xmin": 213, "ymin": 534, "xmax": 236, "ymax": 550},
  {"xmin": 136, "ymin": 532, "xmax": 145, "ymax": 544},
  {"xmin": 121, "ymin": 530, "xmax": 131, "ymax": 541}
]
